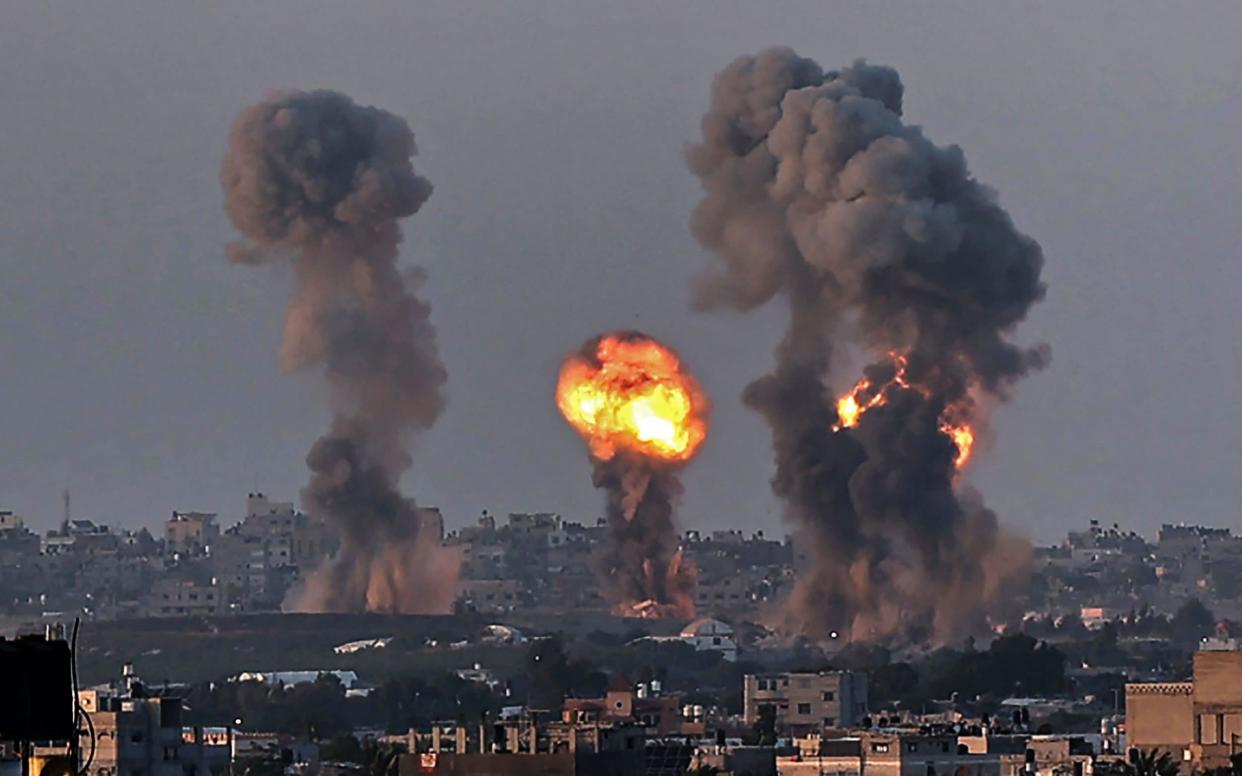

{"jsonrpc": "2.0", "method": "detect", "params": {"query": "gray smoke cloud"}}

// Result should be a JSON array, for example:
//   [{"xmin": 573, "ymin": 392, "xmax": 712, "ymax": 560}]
[
  {"xmin": 593, "ymin": 453, "xmax": 695, "ymax": 619},
  {"xmin": 221, "ymin": 89, "xmax": 459, "ymax": 613},
  {"xmin": 687, "ymin": 48, "xmax": 1045, "ymax": 641}
]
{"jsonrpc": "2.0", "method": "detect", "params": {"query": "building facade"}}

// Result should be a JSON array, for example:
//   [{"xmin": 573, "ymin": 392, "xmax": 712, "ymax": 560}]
[
  {"xmin": 1127, "ymin": 649, "xmax": 1242, "ymax": 770},
  {"xmin": 744, "ymin": 671, "xmax": 869, "ymax": 733}
]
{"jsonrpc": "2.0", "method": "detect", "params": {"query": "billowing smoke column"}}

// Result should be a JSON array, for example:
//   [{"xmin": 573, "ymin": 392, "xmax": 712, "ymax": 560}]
[
  {"xmin": 221, "ymin": 89, "xmax": 459, "ymax": 613},
  {"xmin": 687, "ymin": 48, "xmax": 1046, "ymax": 641},
  {"xmin": 556, "ymin": 332, "xmax": 710, "ymax": 618}
]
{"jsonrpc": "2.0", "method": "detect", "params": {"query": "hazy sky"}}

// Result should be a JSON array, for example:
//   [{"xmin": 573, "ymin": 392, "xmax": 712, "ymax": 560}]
[{"xmin": 3, "ymin": 2, "xmax": 1241, "ymax": 545}]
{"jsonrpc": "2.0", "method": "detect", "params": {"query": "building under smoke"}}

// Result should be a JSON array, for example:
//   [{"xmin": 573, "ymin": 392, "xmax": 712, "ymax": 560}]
[
  {"xmin": 687, "ymin": 48, "xmax": 1046, "ymax": 641},
  {"xmin": 221, "ymin": 89, "xmax": 458, "ymax": 614}
]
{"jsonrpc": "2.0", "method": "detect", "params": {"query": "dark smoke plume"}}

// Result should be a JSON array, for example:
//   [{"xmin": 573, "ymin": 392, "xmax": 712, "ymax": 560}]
[
  {"xmin": 687, "ymin": 48, "xmax": 1046, "ymax": 641},
  {"xmin": 593, "ymin": 453, "xmax": 695, "ymax": 618},
  {"xmin": 221, "ymin": 89, "xmax": 459, "ymax": 613}
]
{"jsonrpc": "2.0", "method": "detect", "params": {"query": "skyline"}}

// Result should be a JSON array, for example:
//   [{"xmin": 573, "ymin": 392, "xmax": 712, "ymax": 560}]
[{"xmin": 4, "ymin": 3, "xmax": 1242, "ymax": 544}]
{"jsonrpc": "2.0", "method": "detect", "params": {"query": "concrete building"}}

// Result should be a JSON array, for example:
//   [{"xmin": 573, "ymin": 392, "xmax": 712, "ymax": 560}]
[
  {"xmin": 562, "ymin": 677, "xmax": 682, "ymax": 736},
  {"xmin": 141, "ymin": 576, "xmax": 224, "ymax": 617},
  {"xmin": 406, "ymin": 714, "xmax": 646, "ymax": 775},
  {"xmin": 677, "ymin": 618, "xmax": 739, "ymax": 662},
  {"xmin": 164, "ymin": 512, "xmax": 219, "ymax": 557},
  {"xmin": 78, "ymin": 679, "xmax": 230, "ymax": 776},
  {"xmin": 781, "ymin": 732, "xmax": 1018, "ymax": 776},
  {"xmin": 457, "ymin": 579, "xmax": 525, "ymax": 613},
  {"xmin": 744, "ymin": 671, "xmax": 869, "ymax": 734},
  {"xmin": 1126, "ymin": 648, "xmax": 1242, "ymax": 771}
]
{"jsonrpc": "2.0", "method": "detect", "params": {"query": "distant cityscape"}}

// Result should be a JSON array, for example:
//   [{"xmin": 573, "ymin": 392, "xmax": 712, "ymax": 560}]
[{"xmin": 2, "ymin": 494, "xmax": 1242, "ymax": 631}]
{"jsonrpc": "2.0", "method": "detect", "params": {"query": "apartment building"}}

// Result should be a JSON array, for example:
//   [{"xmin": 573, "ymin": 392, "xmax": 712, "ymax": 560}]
[{"xmin": 743, "ymin": 670, "xmax": 868, "ymax": 734}]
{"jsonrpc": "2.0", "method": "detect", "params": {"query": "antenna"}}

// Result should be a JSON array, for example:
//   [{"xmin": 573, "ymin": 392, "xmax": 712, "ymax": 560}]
[{"xmin": 61, "ymin": 488, "xmax": 71, "ymax": 532}]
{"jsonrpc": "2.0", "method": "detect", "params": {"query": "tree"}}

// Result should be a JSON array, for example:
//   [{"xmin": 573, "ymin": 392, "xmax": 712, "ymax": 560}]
[
  {"xmin": 752, "ymin": 705, "xmax": 777, "ymax": 746},
  {"xmin": 1171, "ymin": 599, "xmax": 1216, "ymax": 644},
  {"xmin": 527, "ymin": 635, "xmax": 571, "ymax": 710},
  {"xmin": 363, "ymin": 741, "xmax": 403, "ymax": 776},
  {"xmin": 1123, "ymin": 748, "xmax": 1180, "ymax": 776}
]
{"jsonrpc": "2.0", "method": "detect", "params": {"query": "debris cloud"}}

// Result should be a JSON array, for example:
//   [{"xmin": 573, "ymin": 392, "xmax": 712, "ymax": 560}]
[
  {"xmin": 687, "ymin": 48, "xmax": 1046, "ymax": 641},
  {"xmin": 222, "ymin": 89, "xmax": 458, "ymax": 613}
]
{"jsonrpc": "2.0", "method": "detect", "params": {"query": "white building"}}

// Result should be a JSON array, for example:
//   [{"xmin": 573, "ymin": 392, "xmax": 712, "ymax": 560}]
[{"xmin": 678, "ymin": 618, "xmax": 738, "ymax": 662}]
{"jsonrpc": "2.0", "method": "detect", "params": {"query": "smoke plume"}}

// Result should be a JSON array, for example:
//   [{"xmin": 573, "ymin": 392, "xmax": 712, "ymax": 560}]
[
  {"xmin": 687, "ymin": 48, "xmax": 1045, "ymax": 641},
  {"xmin": 221, "ymin": 89, "xmax": 458, "ymax": 613},
  {"xmin": 556, "ymin": 332, "xmax": 709, "ymax": 618},
  {"xmin": 593, "ymin": 453, "xmax": 695, "ymax": 618}
]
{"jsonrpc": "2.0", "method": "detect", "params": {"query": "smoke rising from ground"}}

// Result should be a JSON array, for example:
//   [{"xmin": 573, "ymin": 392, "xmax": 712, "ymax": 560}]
[
  {"xmin": 593, "ymin": 453, "xmax": 695, "ymax": 618},
  {"xmin": 687, "ymin": 48, "xmax": 1046, "ymax": 641},
  {"xmin": 221, "ymin": 89, "xmax": 458, "ymax": 613}
]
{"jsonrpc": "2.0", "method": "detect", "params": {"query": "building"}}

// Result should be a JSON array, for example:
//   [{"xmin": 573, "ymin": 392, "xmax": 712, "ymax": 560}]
[
  {"xmin": 141, "ymin": 576, "xmax": 225, "ymax": 617},
  {"xmin": 676, "ymin": 618, "xmax": 739, "ymax": 662},
  {"xmin": 782, "ymin": 731, "xmax": 1013, "ymax": 776},
  {"xmin": 78, "ymin": 671, "xmax": 231, "ymax": 776},
  {"xmin": 1126, "ymin": 648, "xmax": 1242, "ymax": 771},
  {"xmin": 562, "ymin": 677, "xmax": 683, "ymax": 736},
  {"xmin": 405, "ymin": 714, "xmax": 646, "ymax": 775},
  {"xmin": 744, "ymin": 671, "xmax": 869, "ymax": 734},
  {"xmin": 457, "ymin": 579, "xmax": 525, "ymax": 613},
  {"xmin": 165, "ymin": 512, "xmax": 219, "ymax": 557}
]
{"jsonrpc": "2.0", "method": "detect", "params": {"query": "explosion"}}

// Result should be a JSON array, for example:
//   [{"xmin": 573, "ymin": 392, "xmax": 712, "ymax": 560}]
[
  {"xmin": 556, "ymin": 332, "xmax": 710, "ymax": 618},
  {"xmin": 833, "ymin": 353, "xmax": 976, "ymax": 470},
  {"xmin": 221, "ymin": 89, "xmax": 459, "ymax": 614},
  {"xmin": 557, "ymin": 334, "xmax": 708, "ymax": 463},
  {"xmin": 687, "ymin": 48, "xmax": 1045, "ymax": 642}
]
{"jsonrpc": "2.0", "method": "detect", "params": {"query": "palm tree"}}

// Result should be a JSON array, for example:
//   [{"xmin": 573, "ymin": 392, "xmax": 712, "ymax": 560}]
[
  {"xmin": 362, "ymin": 741, "xmax": 402, "ymax": 776},
  {"xmin": 1123, "ymin": 748, "xmax": 1181, "ymax": 776}
]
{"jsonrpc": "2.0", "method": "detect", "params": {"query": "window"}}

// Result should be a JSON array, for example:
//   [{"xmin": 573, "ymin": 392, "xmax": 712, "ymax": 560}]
[
  {"xmin": 872, "ymin": 743, "xmax": 890, "ymax": 753},
  {"xmin": 797, "ymin": 703, "xmax": 812, "ymax": 715},
  {"xmin": 940, "ymin": 742, "xmax": 950, "ymax": 753},
  {"xmin": 823, "ymin": 717, "xmax": 836, "ymax": 726},
  {"xmin": 822, "ymin": 691, "xmax": 835, "ymax": 701},
  {"xmin": 713, "ymin": 637, "xmax": 722, "ymax": 645},
  {"xmin": 906, "ymin": 742, "xmax": 918, "ymax": 753}
]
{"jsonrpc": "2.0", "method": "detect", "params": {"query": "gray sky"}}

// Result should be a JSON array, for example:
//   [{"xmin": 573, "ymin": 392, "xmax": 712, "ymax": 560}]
[{"xmin": 3, "ymin": 2, "xmax": 1240, "ymax": 545}]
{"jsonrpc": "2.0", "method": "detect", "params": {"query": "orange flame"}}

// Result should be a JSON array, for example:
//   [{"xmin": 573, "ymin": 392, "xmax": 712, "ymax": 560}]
[
  {"xmin": 834, "ymin": 353, "xmax": 975, "ymax": 470},
  {"xmin": 557, "ymin": 334, "xmax": 709, "ymax": 463}
]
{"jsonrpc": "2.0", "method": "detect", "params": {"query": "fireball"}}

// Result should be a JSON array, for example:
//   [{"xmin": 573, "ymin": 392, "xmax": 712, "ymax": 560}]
[
  {"xmin": 556, "ymin": 333, "xmax": 709, "ymax": 463},
  {"xmin": 834, "ymin": 353, "xmax": 975, "ymax": 470}
]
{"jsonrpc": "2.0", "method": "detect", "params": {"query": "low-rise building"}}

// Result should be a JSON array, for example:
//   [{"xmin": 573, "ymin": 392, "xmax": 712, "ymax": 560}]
[
  {"xmin": 744, "ymin": 670, "xmax": 869, "ymax": 734},
  {"xmin": 141, "ymin": 575, "xmax": 225, "ymax": 618},
  {"xmin": 78, "ymin": 674, "xmax": 231, "ymax": 776},
  {"xmin": 677, "ymin": 617, "xmax": 739, "ymax": 662},
  {"xmin": 1126, "ymin": 648, "xmax": 1242, "ymax": 771},
  {"xmin": 563, "ymin": 677, "xmax": 682, "ymax": 736}
]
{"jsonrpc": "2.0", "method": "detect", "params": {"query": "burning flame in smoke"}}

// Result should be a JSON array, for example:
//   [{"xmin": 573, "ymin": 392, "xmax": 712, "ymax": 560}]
[
  {"xmin": 557, "ymin": 335, "xmax": 709, "ymax": 463},
  {"xmin": 834, "ymin": 353, "xmax": 976, "ymax": 470}
]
